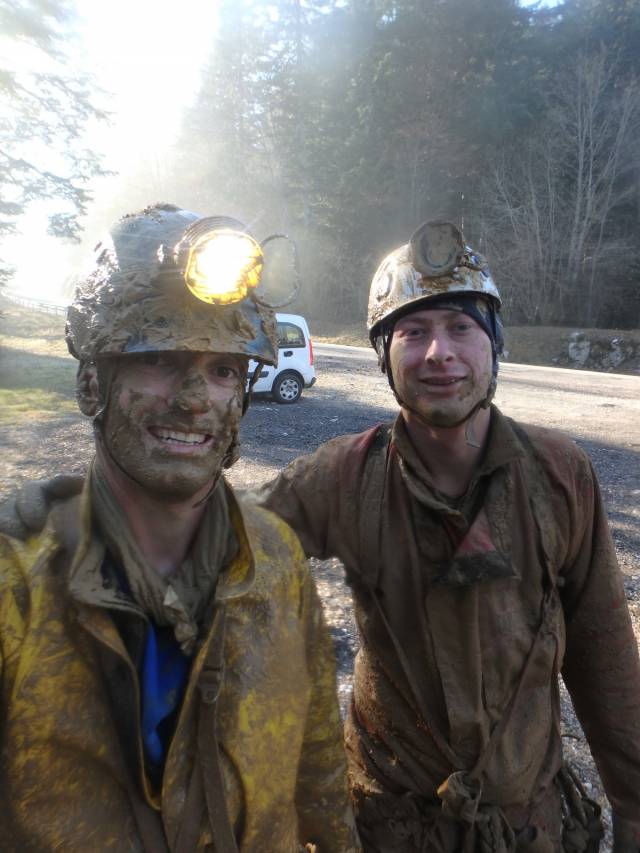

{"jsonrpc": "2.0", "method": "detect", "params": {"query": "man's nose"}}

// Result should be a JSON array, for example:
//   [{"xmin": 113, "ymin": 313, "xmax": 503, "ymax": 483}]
[
  {"xmin": 171, "ymin": 369, "xmax": 213, "ymax": 413},
  {"xmin": 425, "ymin": 331, "xmax": 454, "ymax": 363}
]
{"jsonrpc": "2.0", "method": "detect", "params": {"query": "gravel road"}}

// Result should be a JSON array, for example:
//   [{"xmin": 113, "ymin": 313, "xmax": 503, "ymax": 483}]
[{"xmin": 1, "ymin": 343, "xmax": 639, "ymax": 848}]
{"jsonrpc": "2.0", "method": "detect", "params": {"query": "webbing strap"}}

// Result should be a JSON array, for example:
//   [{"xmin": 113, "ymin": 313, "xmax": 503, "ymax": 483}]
[
  {"xmin": 472, "ymin": 588, "xmax": 557, "ymax": 780},
  {"xmin": 361, "ymin": 424, "xmax": 460, "ymax": 767},
  {"xmin": 199, "ymin": 611, "xmax": 237, "ymax": 853},
  {"xmin": 124, "ymin": 774, "xmax": 170, "ymax": 853},
  {"xmin": 176, "ymin": 607, "xmax": 237, "ymax": 853}
]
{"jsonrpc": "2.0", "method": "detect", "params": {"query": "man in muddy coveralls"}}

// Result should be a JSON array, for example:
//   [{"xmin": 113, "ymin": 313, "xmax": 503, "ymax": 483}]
[
  {"xmin": 0, "ymin": 204, "xmax": 359, "ymax": 852},
  {"xmin": 252, "ymin": 222, "xmax": 640, "ymax": 851}
]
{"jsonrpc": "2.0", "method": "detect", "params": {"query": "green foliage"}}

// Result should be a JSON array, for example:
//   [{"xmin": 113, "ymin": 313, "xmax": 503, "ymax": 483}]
[
  {"xmin": 173, "ymin": 0, "xmax": 640, "ymax": 328},
  {"xmin": 0, "ymin": 1, "xmax": 108, "ymax": 271},
  {"xmin": 0, "ymin": 300, "xmax": 75, "ymax": 424}
]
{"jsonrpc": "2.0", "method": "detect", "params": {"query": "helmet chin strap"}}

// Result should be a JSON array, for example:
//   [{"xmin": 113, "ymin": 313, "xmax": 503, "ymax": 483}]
[
  {"xmin": 243, "ymin": 360, "xmax": 263, "ymax": 414},
  {"xmin": 394, "ymin": 392, "xmax": 489, "ymax": 448},
  {"xmin": 93, "ymin": 428, "xmax": 149, "ymax": 494}
]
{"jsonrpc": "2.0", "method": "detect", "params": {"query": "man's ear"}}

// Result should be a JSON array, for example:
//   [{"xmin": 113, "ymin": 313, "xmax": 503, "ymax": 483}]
[{"xmin": 76, "ymin": 361, "xmax": 99, "ymax": 417}]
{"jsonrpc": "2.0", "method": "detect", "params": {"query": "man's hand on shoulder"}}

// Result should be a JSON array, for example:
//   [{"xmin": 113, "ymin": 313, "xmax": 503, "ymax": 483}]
[{"xmin": 0, "ymin": 475, "xmax": 84, "ymax": 540}]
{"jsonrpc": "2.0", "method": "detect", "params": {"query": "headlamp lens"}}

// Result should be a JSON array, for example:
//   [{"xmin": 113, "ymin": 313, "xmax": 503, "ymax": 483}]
[
  {"xmin": 185, "ymin": 230, "xmax": 263, "ymax": 304},
  {"xmin": 409, "ymin": 220, "xmax": 464, "ymax": 278}
]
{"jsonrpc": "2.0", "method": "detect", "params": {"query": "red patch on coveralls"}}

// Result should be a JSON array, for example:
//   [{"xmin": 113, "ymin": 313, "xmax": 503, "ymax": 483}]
[{"xmin": 454, "ymin": 509, "xmax": 496, "ymax": 557}]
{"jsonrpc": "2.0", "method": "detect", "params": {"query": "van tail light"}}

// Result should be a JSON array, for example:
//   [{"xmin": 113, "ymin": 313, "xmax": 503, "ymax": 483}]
[{"xmin": 309, "ymin": 337, "xmax": 314, "ymax": 366}]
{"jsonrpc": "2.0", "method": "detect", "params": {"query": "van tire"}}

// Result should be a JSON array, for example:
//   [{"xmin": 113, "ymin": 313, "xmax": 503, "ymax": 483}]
[{"xmin": 272, "ymin": 371, "xmax": 303, "ymax": 404}]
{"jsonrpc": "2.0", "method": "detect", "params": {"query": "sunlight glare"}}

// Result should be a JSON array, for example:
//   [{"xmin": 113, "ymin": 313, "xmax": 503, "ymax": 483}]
[{"xmin": 2, "ymin": 0, "xmax": 220, "ymax": 304}]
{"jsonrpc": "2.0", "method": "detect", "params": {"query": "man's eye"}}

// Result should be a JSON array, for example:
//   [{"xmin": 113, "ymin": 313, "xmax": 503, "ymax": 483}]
[
  {"xmin": 214, "ymin": 365, "xmax": 238, "ymax": 380},
  {"xmin": 140, "ymin": 353, "xmax": 163, "ymax": 366}
]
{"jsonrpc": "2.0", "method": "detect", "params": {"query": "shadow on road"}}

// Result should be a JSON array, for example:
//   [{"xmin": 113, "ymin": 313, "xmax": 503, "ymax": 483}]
[{"xmin": 0, "ymin": 346, "xmax": 76, "ymax": 393}]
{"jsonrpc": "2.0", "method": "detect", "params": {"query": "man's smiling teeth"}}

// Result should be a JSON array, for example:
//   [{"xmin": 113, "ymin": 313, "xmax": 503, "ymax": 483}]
[
  {"xmin": 153, "ymin": 427, "xmax": 209, "ymax": 445},
  {"xmin": 424, "ymin": 377, "xmax": 463, "ymax": 385}
]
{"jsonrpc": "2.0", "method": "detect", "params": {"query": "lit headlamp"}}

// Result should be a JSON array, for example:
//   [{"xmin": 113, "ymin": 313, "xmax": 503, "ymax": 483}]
[
  {"xmin": 174, "ymin": 215, "xmax": 300, "ymax": 309},
  {"xmin": 184, "ymin": 228, "xmax": 263, "ymax": 305}
]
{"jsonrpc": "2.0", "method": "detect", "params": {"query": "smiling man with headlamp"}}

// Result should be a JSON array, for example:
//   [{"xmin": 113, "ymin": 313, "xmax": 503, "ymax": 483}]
[{"xmin": 0, "ymin": 203, "xmax": 359, "ymax": 852}]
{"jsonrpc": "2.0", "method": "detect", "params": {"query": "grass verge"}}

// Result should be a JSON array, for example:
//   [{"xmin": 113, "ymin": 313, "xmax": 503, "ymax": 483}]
[{"xmin": 0, "ymin": 301, "xmax": 76, "ymax": 425}]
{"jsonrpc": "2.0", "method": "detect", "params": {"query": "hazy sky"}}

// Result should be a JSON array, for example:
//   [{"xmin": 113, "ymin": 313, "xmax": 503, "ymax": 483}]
[
  {"xmin": 77, "ymin": 0, "xmax": 219, "ymax": 168},
  {"xmin": 3, "ymin": 0, "xmax": 220, "ymax": 302}
]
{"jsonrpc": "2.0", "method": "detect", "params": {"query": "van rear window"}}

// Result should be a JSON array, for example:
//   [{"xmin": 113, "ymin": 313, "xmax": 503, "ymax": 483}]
[{"xmin": 277, "ymin": 322, "xmax": 305, "ymax": 348}]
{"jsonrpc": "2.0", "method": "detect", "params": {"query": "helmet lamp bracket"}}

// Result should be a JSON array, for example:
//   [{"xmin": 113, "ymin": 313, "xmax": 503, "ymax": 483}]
[
  {"xmin": 409, "ymin": 220, "xmax": 465, "ymax": 278},
  {"xmin": 254, "ymin": 233, "xmax": 301, "ymax": 309}
]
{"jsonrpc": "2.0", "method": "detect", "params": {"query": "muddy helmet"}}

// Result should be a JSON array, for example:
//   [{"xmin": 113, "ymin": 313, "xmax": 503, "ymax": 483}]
[
  {"xmin": 66, "ymin": 203, "xmax": 278, "ymax": 367},
  {"xmin": 367, "ymin": 220, "xmax": 501, "ymax": 348},
  {"xmin": 367, "ymin": 220, "xmax": 503, "ymax": 419}
]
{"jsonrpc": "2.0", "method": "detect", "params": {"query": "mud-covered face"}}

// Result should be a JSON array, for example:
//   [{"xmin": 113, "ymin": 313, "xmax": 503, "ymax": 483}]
[
  {"xmin": 389, "ymin": 308, "xmax": 493, "ymax": 428},
  {"xmin": 101, "ymin": 351, "xmax": 246, "ymax": 500}
]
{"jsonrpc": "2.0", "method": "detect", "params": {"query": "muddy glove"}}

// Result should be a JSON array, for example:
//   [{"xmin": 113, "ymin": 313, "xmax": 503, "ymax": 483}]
[
  {"xmin": 613, "ymin": 813, "xmax": 640, "ymax": 853},
  {"xmin": 0, "ymin": 475, "xmax": 84, "ymax": 540}
]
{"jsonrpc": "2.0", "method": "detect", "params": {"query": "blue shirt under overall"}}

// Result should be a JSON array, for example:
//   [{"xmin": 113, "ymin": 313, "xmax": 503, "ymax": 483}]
[{"xmin": 140, "ymin": 622, "xmax": 191, "ymax": 781}]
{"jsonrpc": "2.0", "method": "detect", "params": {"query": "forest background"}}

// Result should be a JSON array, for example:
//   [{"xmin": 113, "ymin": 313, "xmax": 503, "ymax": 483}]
[{"xmin": 2, "ymin": 0, "xmax": 640, "ymax": 331}]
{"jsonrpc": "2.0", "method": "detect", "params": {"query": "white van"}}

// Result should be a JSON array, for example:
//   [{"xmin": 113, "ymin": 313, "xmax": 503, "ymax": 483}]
[{"xmin": 249, "ymin": 313, "xmax": 316, "ymax": 403}]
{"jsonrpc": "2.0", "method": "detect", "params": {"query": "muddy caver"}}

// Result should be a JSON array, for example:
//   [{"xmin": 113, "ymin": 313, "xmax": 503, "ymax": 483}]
[
  {"xmin": 0, "ymin": 204, "xmax": 359, "ymax": 852},
  {"xmin": 253, "ymin": 222, "xmax": 640, "ymax": 851}
]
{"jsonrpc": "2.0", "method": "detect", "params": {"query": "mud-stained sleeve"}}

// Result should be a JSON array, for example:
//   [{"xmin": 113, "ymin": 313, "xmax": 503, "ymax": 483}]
[
  {"xmin": 250, "ymin": 435, "xmax": 365, "ymax": 568},
  {"xmin": 0, "ymin": 535, "xmax": 31, "ymax": 700},
  {"xmin": 0, "ymin": 476, "xmax": 84, "ymax": 541},
  {"xmin": 0, "ymin": 490, "xmax": 33, "ymax": 541},
  {"xmin": 560, "ymin": 455, "xmax": 640, "ymax": 832},
  {"xmin": 294, "ymin": 550, "xmax": 361, "ymax": 852}
]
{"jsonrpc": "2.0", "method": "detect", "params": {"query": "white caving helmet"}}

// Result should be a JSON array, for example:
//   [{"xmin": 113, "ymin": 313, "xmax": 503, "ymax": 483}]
[{"xmin": 367, "ymin": 219, "xmax": 503, "ymax": 412}]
